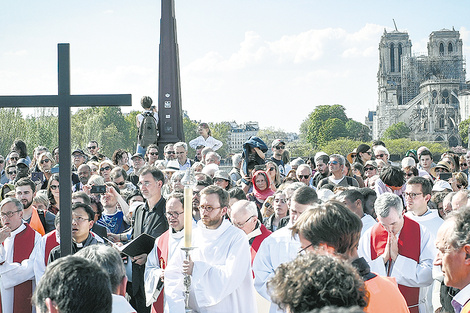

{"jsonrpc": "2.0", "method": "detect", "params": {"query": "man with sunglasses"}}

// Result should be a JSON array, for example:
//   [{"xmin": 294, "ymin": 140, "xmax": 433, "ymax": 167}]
[
  {"xmin": 0, "ymin": 197, "xmax": 42, "ymax": 313},
  {"xmin": 296, "ymin": 164, "xmax": 313, "ymax": 187},
  {"xmin": 163, "ymin": 143, "xmax": 176, "ymax": 164},
  {"xmin": 165, "ymin": 185, "xmax": 256, "ymax": 312},
  {"xmin": 87, "ymin": 140, "xmax": 107, "ymax": 162},
  {"xmin": 144, "ymin": 192, "xmax": 194, "ymax": 312},
  {"xmin": 318, "ymin": 154, "xmax": 359, "ymax": 188},
  {"xmin": 270, "ymin": 139, "xmax": 286, "ymax": 178}
]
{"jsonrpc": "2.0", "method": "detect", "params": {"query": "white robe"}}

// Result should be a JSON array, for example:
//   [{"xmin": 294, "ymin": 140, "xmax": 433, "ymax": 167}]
[
  {"xmin": 405, "ymin": 209, "xmax": 443, "ymax": 313},
  {"xmin": 144, "ymin": 227, "xmax": 185, "ymax": 310},
  {"xmin": 164, "ymin": 219, "xmax": 256, "ymax": 313},
  {"xmin": 358, "ymin": 222, "xmax": 436, "ymax": 313},
  {"xmin": 361, "ymin": 214, "xmax": 377, "ymax": 237},
  {"xmin": 0, "ymin": 223, "xmax": 42, "ymax": 313},
  {"xmin": 252, "ymin": 224, "xmax": 300, "ymax": 313},
  {"xmin": 33, "ymin": 230, "xmax": 59, "ymax": 284}
]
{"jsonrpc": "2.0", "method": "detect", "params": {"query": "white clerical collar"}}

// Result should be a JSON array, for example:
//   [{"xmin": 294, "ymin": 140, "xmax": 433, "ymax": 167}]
[
  {"xmin": 11, "ymin": 223, "xmax": 26, "ymax": 236},
  {"xmin": 171, "ymin": 228, "xmax": 185, "ymax": 239},
  {"xmin": 246, "ymin": 221, "xmax": 262, "ymax": 241}
]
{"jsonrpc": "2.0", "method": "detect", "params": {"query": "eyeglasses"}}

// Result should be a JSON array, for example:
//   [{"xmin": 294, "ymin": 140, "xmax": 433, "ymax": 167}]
[
  {"xmin": 298, "ymin": 175, "xmax": 310, "ymax": 179},
  {"xmin": 40, "ymin": 159, "xmax": 51, "ymax": 164},
  {"xmin": 364, "ymin": 167, "xmax": 375, "ymax": 171},
  {"xmin": 233, "ymin": 215, "xmax": 255, "ymax": 228},
  {"xmin": 375, "ymin": 154, "xmax": 385, "ymax": 158},
  {"xmin": 50, "ymin": 185, "xmax": 59, "ymax": 190},
  {"xmin": 274, "ymin": 198, "xmax": 286, "ymax": 204},
  {"xmin": 138, "ymin": 181, "xmax": 152, "ymax": 188},
  {"xmin": 165, "ymin": 211, "xmax": 184, "ymax": 219},
  {"xmin": 404, "ymin": 192, "xmax": 423, "ymax": 199},
  {"xmin": 87, "ymin": 146, "xmax": 97, "ymax": 150},
  {"xmin": 166, "ymin": 151, "xmax": 175, "ymax": 155},
  {"xmin": 298, "ymin": 243, "xmax": 313, "ymax": 255},
  {"xmin": 115, "ymin": 181, "xmax": 126, "ymax": 186},
  {"xmin": 10, "ymin": 157, "xmax": 18, "ymax": 161},
  {"xmin": 0, "ymin": 210, "xmax": 21, "ymax": 218},
  {"xmin": 328, "ymin": 161, "xmax": 339, "ymax": 165},
  {"xmin": 199, "ymin": 205, "xmax": 221, "ymax": 212},
  {"xmin": 72, "ymin": 216, "xmax": 90, "ymax": 223},
  {"xmin": 149, "ymin": 152, "xmax": 158, "ymax": 156},
  {"xmin": 7, "ymin": 170, "xmax": 16, "ymax": 175},
  {"xmin": 275, "ymin": 145, "xmax": 285, "ymax": 150},
  {"xmin": 100, "ymin": 166, "xmax": 111, "ymax": 172}
]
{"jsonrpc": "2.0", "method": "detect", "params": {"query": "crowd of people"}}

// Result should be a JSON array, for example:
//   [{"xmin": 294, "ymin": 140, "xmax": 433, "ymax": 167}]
[{"xmin": 1, "ymin": 130, "xmax": 470, "ymax": 313}]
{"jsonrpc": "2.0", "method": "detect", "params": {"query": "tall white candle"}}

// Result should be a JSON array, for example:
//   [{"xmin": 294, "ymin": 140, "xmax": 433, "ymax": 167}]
[{"xmin": 184, "ymin": 186, "xmax": 193, "ymax": 247}]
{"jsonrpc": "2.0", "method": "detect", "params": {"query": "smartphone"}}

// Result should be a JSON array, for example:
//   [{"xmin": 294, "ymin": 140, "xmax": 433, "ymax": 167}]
[
  {"xmin": 31, "ymin": 172, "xmax": 44, "ymax": 183},
  {"xmin": 90, "ymin": 185, "xmax": 107, "ymax": 194},
  {"xmin": 439, "ymin": 172, "xmax": 452, "ymax": 181}
]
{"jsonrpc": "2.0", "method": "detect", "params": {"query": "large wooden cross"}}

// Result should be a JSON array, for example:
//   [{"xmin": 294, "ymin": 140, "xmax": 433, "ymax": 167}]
[{"xmin": 0, "ymin": 43, "xmax": 132, "ymax": 256}]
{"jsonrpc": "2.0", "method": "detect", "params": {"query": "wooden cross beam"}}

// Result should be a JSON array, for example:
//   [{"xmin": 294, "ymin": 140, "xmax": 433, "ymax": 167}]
[{"xmin": 0, "ymin": 43, "xmax": 132, "ymax": 256}]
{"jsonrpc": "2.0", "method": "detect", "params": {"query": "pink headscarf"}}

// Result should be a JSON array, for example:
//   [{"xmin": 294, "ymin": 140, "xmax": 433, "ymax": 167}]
[{"xmin": 251, "ymin": 170, "xmax": 274, "ymax": 201}]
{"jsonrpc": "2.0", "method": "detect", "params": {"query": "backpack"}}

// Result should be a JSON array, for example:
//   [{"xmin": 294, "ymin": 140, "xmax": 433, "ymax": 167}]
[{"xmin": 138, "ymin": 112, "xmax": 159, "ymax": 148}]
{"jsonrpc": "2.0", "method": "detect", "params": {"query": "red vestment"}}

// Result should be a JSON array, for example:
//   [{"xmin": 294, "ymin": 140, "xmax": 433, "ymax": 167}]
[{"xmin": 151, "ymin": 230, "xmax": 169, "ymax": 313}]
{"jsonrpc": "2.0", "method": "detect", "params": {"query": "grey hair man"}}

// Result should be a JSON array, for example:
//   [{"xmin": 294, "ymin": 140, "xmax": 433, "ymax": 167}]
[
  {"xmin": 434, "ymin": 207, "xmax": 470, "ymax": 313},
  {"xmin": 205, "ymin": 151, "xmax": 221, "ymax": 166},
  {"xmin": 296, "ymin": 164, "xmax": 312, "ymax": 186},
  {"xmin": 77, "ymin": 245, "xmax": 135, "ymax": 313},
  {"xmin": 174, "ymin": 142, "xmax": 193, "ymax": 170},
  {"xmin": 318, "ymin": 154, "xmax": 359, "ymax": 188},
  {"xmin": 358, "ymin": 192, "xmax": 435, "ymax": 312},
  {"xmin": 230, "ymin": 153, "xmax": 242, "ymax": 182}
]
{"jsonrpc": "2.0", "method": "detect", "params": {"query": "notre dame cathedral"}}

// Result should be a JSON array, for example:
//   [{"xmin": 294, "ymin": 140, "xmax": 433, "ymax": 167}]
[{"xmin": 367, "ymin": 28, "xmax": 467, "ymax": 146}]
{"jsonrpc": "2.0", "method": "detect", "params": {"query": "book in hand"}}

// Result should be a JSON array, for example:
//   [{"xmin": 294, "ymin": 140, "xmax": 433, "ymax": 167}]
[{"xmin": 117, "ymin": 233, "xmax": 155, "ymax": 257}]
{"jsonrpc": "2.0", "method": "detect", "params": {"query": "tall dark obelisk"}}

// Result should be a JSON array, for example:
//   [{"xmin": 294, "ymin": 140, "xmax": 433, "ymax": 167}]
[{"xmin": 158, "ymin": 0, "xmax": 184, "ymax": 155}]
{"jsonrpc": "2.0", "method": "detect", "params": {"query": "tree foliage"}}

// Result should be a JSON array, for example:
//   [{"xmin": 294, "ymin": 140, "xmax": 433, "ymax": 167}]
[
  {"xmin": 300, "ymin": 104, "xmax": 371, "ymax": 147},
  {"xmin": 459, "ymin": 118, "xmax": 470, "ymax": 146},
  {"xmin": 382, "ymin": 122, "xmax": 410, "ymax": 140},
  {"xmin": 208, "ymin": 122, "xmax": 231, "ymax": 158}
]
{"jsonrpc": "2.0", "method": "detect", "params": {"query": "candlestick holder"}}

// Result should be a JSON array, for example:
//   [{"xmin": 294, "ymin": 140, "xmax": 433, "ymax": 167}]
[{"xmin": 181, "ymin": 246, "xmax": 196, "ymax": 312}]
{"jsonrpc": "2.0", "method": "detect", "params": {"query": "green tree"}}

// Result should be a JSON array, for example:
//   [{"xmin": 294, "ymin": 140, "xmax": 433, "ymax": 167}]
[
  {"xmin": 183, "ymin": 117, "xmax": 198, "ymax": 159},
  {"xmin": 382, "ymin": 122, "xmax": 410, "ymax": 140},
  {"xmin": 345, "ymin": 120, "xmax": 371, "ymax": 142},
  {"xmin": 208, "ymin": 122, "xmax": 231, "ymax": 159},
  {"xmin": 459, "ymin": 118, "xmax": 470, "ymax": 146},
  {"xmin": 300, "ymin": 104, "xmax": 349, "ymax": 147}
]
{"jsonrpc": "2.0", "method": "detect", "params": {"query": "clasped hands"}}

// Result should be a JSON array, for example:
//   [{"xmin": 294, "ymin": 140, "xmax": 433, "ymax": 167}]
[{"xmin": 383, "ymin": 231, "xmax": 399, "ymax": 264}]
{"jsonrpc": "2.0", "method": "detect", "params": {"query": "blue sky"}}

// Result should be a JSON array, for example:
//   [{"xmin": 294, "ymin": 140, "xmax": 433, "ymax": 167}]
[{"xmin": 1, "ymin": 1, "xmax": 469, "ymax": 133}]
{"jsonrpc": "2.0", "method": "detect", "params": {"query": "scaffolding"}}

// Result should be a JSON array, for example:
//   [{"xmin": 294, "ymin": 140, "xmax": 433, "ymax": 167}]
[{"xmin": 401, "ymin": 54, "xmax": 466, "ymax": 104}]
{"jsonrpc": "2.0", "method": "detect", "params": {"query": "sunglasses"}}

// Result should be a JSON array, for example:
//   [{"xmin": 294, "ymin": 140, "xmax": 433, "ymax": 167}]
[
  {"xmin": 40, "ymin": 159, "xmax": 51, "ymax": 164},
  {"xmin": 275, "ymin": 145, "xmax": 285, "ymax": 150},
  {"xmin": 298, "ymin": 175, "xmax": 310, "ymax": 179},
  {"xmin": 375, "ymin": 154, "xmax": 385, "ymax": 158},
  {"xmin": 365, "ymin": 151, "xmax": 372, "ymax": 155},
  {"xmin": 7, "ymin": 170, "xmax": 16, "ymax": 175},
  {"xmin": 0, "ymin": 160, "xmax": 4, "ymax": 164},
  {"xmin": 328, "ymin": 161, "xmax": 339, "ymax": 165},
  {"xmin": 364, "ymin": 167, "xmax": 375, "ymax": 171},
  {"xmin": 461, "ymin": 163, "xmax": 468, "ymax": 167},
  {"xmin": 10, "ymin": 157, "xmax": 18, "ymax": 161},
  {"xmin": 267, "ymin": 167, "xmax": 275, "ymax": 172},
  {"xmin": 87, "ymin": 146, "xmax": 97, "ymax": 150},
  {"xmin": 149, "ymin": 152, "xmax": 159, "ymax": 156},
  {"xmin": 116, "ymin": 181, "xmax": 126, "ymax": 186},
  {"xmin": 100, "ymin": 166, "xmax": 111, "ymax": 172},
  {"xmin": 50, "ymin": 185, "xmax": 59, "ymax": 190},
  {"xmin": 405, "ymin": 173, "xmax": 413, "ymax": 177},
  {"xmin": 166, "ymin": 151, "xmax": 175, "ymax": 155}
]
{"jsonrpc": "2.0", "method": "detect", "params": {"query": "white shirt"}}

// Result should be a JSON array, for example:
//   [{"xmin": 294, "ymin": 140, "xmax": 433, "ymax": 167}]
[
  {"xmin": 452, "ymin": 283, "xmax": 470, "ymax": 313},
  {"xmin": 189, "ymin": 136, "xmax": 223, "ymax": 151},
  {"xmin": 361, "ymin": 214, "xmax": 376, "ymax": 237},
  {"xmin": 112, "ymin": 294, "xmax": 136, "ymax": 313},
  {"xmin": 252, "ymin": 223, "xmax": 300, "ymax": 313},
  {"xmin": 358, "ymin": 221, "xmax": 436, "ymax": 313},
  {"xmin": 0, "ymin": 223, "xmax": 41, "ymax": 313},
  {"xmin": 164, "ymin": 219, "xmax": 256, "ymax": 312}
]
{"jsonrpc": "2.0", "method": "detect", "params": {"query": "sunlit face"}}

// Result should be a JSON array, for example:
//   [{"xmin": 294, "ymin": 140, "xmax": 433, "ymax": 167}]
[
  {"xmin": 377, "ymin": 208, "xmax": 404, "ymax": 236},
  {"xmin": 290, "ymin": 200, "xmax": 310, "ymax": 224},
  {"xmin": 171, "ymin": 177, "xmax": 184, "ymax": 192},
  {"xmin": 113, "ymin": 176, "xmax": 126, "ymax": 190},
  {"xmin": 15, "ymin": 185, "xmax": 34, "ymax": 210},
  {"xmin": 374, "ymin": 151, "xmax": 388, "ymax": 162},
  {"xmin": 132, "ymin": 156, "xmax": 144, "ymax": 170},
  {"xmin": 273, "ymin": 193, "xmax": 288, "ymax": 217},
  {"xmin": 73, "ymin": 153, "xmax": 86, "ymax": 168},
  {"xmin": 166, "ymin": 198, "xmax": 185, "ymax": 232},
  {"xmin": 405, "ymin": 184, "xmax": 428, "ymax": 213},
  {"xmin": 434, "ymin": 220, "xmax": 469, "ymax": 289},
  {"xmin": 316, "ymin": 160, "xmax": 328, "ymax": 174},
  {"xmin": 364, "ymin": 165, "xmax": 377, "ymax": 178},
  {"xmin": 138, "ymin": 173, "xmax": 162, "ymax": 200},
  {"xmin": 120, "ymin": 153, "xmax": 129, "ymax": 166},
  {"xmin": 100, "ymin": 187, "xmax": 118, "ymax": 209},
  {"xmin": 420, "ymin": 155, "xmax": 432, "ymax": 169},
  {"xmin": 205, "ymin": 154, "xmax": 219, "ymax": 165},
  {"xmin": 164, "ymin": 146, "xmax": 175, "ymax": 160},
  {"xmin": 361, "ymin": 150, "xmax": 372, "ymax": 162},
  {"xmin": 231, "ymin": 210, "xmax": 256, "ymax": 235},
  {"xmin": 255, "ymin": 175, "xmax": 267, "ymax": 190},
  {"xmin": 147, "ymin": 148, "xmax": 159, "ymax": 164},
  {"xmin": 199, "ymin": 193, "xmax": 227, "ymax": 229},
  {"xmin": 176, "ymin": 146, "xmax": 187, "ymax": 163},
  {"xmin": 49, "ymin": 180, "xmax": 60, "ymax": 198},
  {"xmin": 328, "ymin": 158, "xmax": 342, "ymax": 174},
  {"xmin": 266, "ymin": 164, "xmax": 276, "ymax": 180},
  {"xmin": 0, "ymin": 202, "xmax": 23, "ymax": 231},
  {"xmin": 296, "ymin": 167, "xmax": 311, "ymax": 185},
  {"xmin": 71, "ymin": 207, "xmax": 93, "ymax": 243},
  {"xmin": 214, "ymin": 178, "xmax": 229, "ymax": 189},
  {"xmin": 78, "ymin": 166, "xmax": 91, "ymax": 185},
  {"xmin": 99, "ymin": 164, "xmax": 112, "ymax": 180},
  {"xmin": 8, "ymin": 152, "xmax": 19, "ymax": 166},
  {"xmin": 39, "ymin": 155, "xmax": 52, "ymax": 171},
  {"xmin": 33, "ymin": 201, "xmax": 47, "ymax": 212}
]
